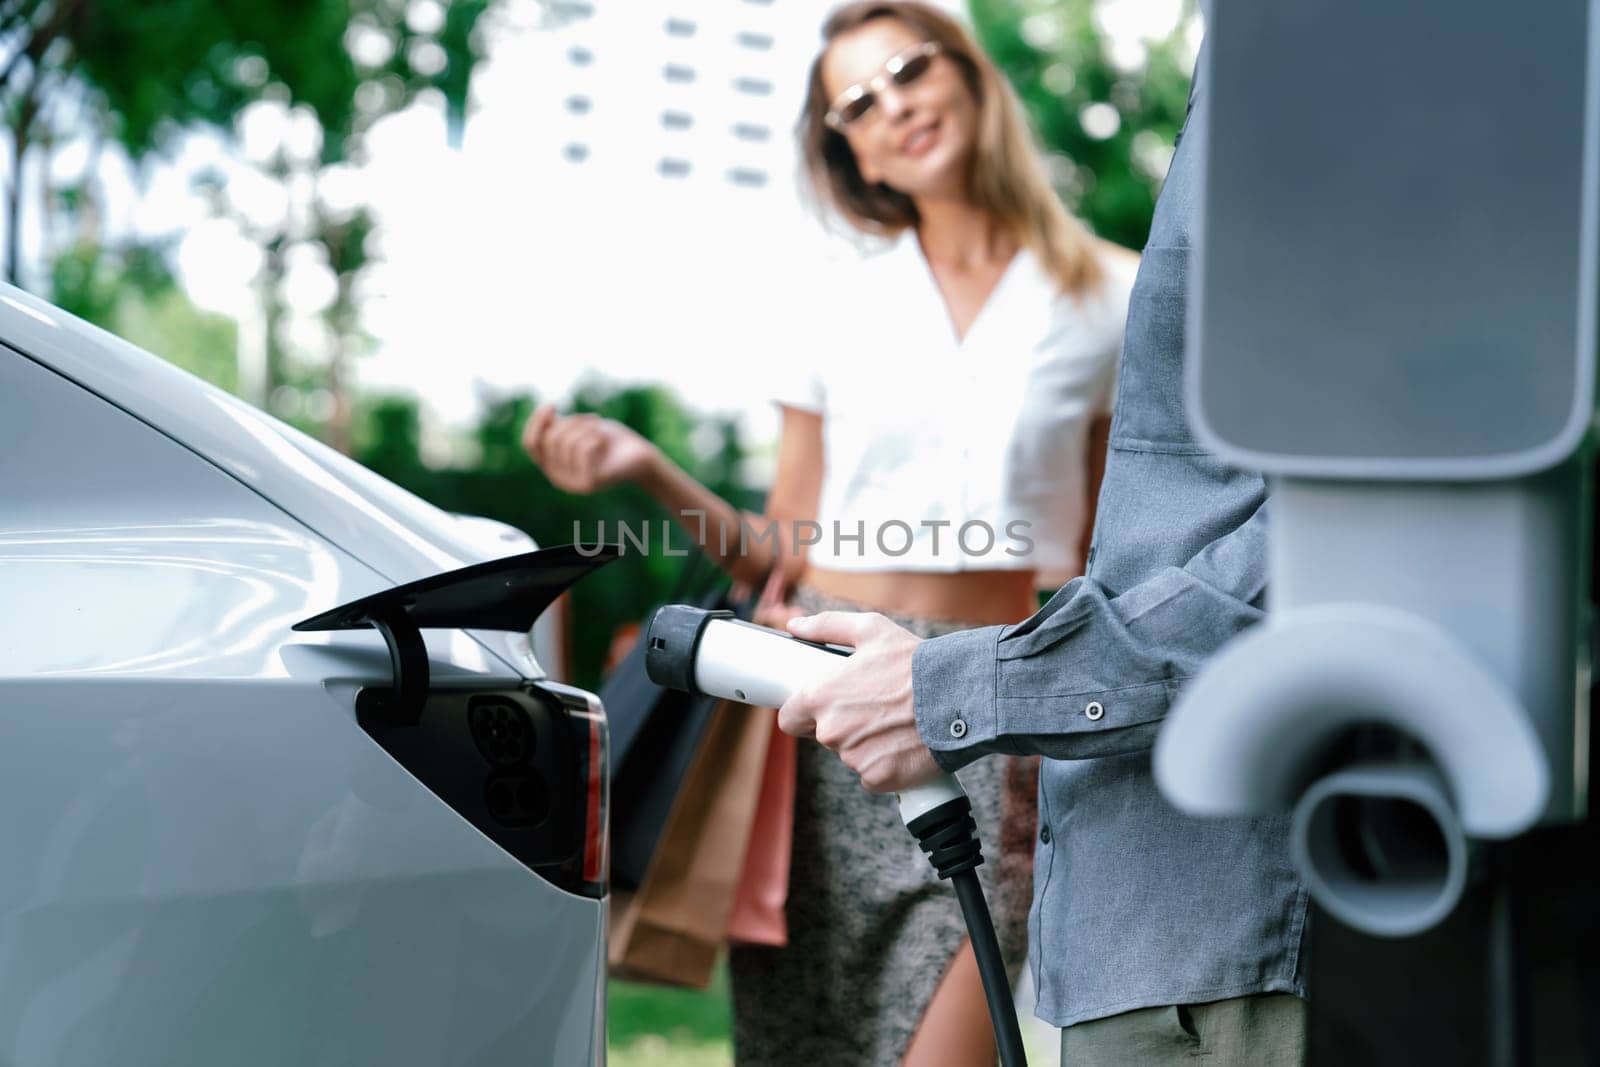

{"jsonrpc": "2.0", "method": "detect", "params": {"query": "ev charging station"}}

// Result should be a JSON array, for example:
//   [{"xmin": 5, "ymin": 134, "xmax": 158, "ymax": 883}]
[{"xmin": 1155, "ymin": 0, "xmax": 1600, "ymax": 1062}]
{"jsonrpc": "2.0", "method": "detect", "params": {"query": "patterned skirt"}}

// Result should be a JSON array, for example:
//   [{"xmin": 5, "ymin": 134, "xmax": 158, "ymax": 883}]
[{"xmin": 728, "ymin": 584, "xmax": 1039, "ymax": 1066}]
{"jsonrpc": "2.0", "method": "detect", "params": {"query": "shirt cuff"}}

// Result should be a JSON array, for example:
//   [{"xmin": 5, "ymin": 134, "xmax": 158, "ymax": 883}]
[
  {"xmin": 911, "ymin": 625, "xmax": 1003, "ymax": 772},
  {"xmin": 995, "ymin": 677, "xmax": 1175, "ymax": 760}
]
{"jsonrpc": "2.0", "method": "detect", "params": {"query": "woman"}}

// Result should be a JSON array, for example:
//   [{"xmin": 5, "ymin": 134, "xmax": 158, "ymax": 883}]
[{"xmin": 522, "ymin": 3, "xmax": 1137, "ymax": 1062}]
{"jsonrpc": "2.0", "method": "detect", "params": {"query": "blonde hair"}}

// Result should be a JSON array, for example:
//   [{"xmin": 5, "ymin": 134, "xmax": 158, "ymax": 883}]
[{"xmin": 799, "ymin": 0, "xmax": 1103, "ymax": 295}]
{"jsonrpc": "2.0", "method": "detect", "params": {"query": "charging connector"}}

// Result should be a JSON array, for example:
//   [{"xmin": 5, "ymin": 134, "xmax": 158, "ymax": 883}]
[{"xmin": 645, "ymin": 604, "xmax": 1029, "ymax": 1067}]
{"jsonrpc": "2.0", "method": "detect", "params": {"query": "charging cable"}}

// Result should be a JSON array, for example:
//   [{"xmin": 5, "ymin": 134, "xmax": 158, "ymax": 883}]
[{"xmin": 644, "ymin": 605, "xmax": 1028, "ymax": 1067}]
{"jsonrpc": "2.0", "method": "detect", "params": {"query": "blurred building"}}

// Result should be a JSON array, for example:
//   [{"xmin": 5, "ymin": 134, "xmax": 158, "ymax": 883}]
[{"xmin": 547, "ymin": 1, "xmax": 833, "ymax": 196}]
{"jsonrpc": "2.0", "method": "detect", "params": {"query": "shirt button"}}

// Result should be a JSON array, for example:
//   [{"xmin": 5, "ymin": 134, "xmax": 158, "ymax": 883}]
[
  {"xmin": 949, "ymin": 718, "xmax": 968, "ymax": 739},
  {"xmin": 1039, "ymin": 824, "xmax": 1052, "ymax": 845},
  {"xmin": 1085, "ymin": 701, "xmax": 1104, "ymax": 722}
]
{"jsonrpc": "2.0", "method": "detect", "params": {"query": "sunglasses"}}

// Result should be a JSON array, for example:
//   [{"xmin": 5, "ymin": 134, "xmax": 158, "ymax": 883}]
[{"xmin": 824, "ymin": 41, "xmax": 943, "ymax": 130}]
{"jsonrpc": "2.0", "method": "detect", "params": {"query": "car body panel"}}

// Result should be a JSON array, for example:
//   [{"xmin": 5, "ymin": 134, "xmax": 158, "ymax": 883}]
[
  {"xmin": 1, "ymin": 284, "xmax": 551, "ymax": 684},
  {"xmin": 0, "ymin": 286, "xmax": 500, "ymax": 594},
  {"xmin": 0, "ymin": 291, "xmax": 605, "ymax": 1064},
  {"xmin": 0, "ymin": 677, "xmax": 604, "ymax": 1067}
]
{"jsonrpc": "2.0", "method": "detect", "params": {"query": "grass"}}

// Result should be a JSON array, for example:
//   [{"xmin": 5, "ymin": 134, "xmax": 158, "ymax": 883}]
[
  {"xmin": 606, "ymin": 962, "xmax": 1062, "ymax": 1066},
  {"xmin": 607, "ymin": 967, "xmax": 732, "ymax": 1066},
  {"xmin": 607, "ymin": 1036, "xmax": 732, "ymax": 1067}
]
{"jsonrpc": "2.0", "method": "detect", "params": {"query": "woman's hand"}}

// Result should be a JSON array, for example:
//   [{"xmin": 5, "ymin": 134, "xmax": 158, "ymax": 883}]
[
  {"xmin": 752, "ymin": 566, "xmax": 805, "ymax": 630},
  {"xmin": 520, "ymin": 404, "xmax": 659, "ymax": 495}
]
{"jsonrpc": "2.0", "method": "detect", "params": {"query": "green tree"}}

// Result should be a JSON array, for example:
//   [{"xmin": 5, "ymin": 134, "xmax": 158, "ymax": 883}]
[
  {"xmin": 968, "ymin": 0, "xmax": 1197, "ymax": 248},
  {"xmin": 315, "ymin": 200, "xmax": 377, "ymax": 453},
  {"xmin": 49, "ymin": 233, "xmax": 238, "ymax": 391},
  {"xmin": 1, "ymin": 0, "xmax": 497, "ymax": 285}
]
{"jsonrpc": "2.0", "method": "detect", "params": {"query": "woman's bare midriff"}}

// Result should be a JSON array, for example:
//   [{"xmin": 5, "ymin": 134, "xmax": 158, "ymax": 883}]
[{"xmin": 802, "ymin": 564, "xmax": 1039, "ymax": 627}]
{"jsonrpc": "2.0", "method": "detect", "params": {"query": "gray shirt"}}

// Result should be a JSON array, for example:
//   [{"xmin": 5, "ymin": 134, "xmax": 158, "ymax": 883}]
[{"xmin": 910, "ymin": 64, "xmax": 1308, "ymax": 1029}]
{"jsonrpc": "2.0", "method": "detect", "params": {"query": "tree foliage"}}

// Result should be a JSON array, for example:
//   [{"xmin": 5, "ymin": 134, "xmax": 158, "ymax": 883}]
[
  {"xmin": 968, "ymin": 0, "xmax": 1197, "ymax": 249},
  {"xmin": 0, "ymin": 0, "xmax": 498, "ymax": 283},
  {"xmin": 49, "ymin": 235, "xmax": 238, "ymax": 391}
]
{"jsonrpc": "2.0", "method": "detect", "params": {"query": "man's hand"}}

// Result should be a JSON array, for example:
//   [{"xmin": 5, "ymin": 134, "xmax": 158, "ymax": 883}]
[{"xmin": 777, "ymin": 611, "xmax": 944, "ymax": 794}]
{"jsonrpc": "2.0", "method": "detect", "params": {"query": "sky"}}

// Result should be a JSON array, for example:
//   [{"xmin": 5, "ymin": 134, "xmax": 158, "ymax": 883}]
[{"xmin": 17, "ymin": 0, "xmax": 1194, "ymax": 454}]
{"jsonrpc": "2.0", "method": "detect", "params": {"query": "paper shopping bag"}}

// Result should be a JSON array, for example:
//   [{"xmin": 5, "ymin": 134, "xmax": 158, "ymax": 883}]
[
  {"xmin": 608, "ymin": 698, "xmax": 773, "ymax": 988},
  {"xmin": 726, "ymin": 715, "xmax": 795, "ymax": 947}
]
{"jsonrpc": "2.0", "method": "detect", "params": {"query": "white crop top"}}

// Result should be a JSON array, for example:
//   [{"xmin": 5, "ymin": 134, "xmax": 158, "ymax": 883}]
[{"xmin": 774, "ymin": 233, "xmax": 1137, "ymax": 585}]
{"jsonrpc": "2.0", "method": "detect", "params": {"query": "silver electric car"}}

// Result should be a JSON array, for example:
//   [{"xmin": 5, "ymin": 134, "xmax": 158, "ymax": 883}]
[{"xmin": 0, "ymin": 282, "xmax": 612, "ymax": 1065}]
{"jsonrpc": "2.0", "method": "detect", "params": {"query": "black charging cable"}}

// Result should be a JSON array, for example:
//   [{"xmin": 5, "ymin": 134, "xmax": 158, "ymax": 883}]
[{"xmin": 906, "ymin": 792, "xmax": 1029, "ymax": 1067}]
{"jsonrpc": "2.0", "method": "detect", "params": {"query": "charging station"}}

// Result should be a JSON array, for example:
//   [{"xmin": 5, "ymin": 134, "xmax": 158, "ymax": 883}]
[{"xmin": 1156, "ymin": 1, "xmax": 1600, "ymax": 1061}]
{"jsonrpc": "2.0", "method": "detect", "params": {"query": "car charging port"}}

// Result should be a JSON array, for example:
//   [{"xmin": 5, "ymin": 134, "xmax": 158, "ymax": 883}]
[{"xmin": 354, "ymin": 683, "xmax": 607, "ymax": 898}]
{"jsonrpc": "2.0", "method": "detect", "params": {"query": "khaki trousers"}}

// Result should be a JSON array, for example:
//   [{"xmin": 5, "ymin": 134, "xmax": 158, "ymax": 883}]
[{"xmin": 1059, "ymin": 993, "xmax": 1306, "ymax": 1066}]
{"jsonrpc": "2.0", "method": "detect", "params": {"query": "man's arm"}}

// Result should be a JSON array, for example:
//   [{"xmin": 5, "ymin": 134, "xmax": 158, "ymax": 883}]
[{"xmin": 914, "ymin": 495, "xmax": 1268, "ymax": 770}]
